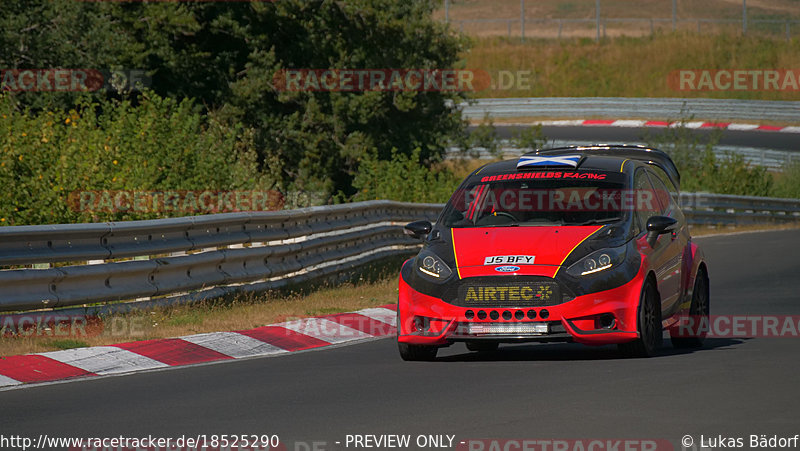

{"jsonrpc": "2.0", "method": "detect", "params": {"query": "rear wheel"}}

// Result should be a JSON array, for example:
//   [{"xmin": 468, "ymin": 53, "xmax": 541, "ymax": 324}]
[
  {"xmin": 466, "ymin": 342, "xmax": 499, "ymax": 353},
  {"xmin": 671, "ymin": 268, "xmax": 709, "ymax": 349},
  {"xmin": 618, "ymin": 279, "xmax": 661, "ymax": 358}
]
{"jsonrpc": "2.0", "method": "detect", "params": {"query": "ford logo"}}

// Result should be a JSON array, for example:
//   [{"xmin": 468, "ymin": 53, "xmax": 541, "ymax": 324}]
[{"xmin": 495, "ymin": 265, "xmax": 520, "ymax": 273}]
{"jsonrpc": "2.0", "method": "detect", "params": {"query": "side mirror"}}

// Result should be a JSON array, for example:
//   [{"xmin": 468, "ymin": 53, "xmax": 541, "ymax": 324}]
[
  {"xmin": 404, "ymin": 220, "xmax": 432, "ymax": 240},
  {"xmin": 645, "ymin": 215, "xmax": 677, "ymax": 247}
]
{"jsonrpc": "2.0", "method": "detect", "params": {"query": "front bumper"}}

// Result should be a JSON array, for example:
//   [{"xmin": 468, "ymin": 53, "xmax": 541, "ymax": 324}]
[{"xmin": 397, "ymin": 264, "xmax": 647, "ymax": 347}]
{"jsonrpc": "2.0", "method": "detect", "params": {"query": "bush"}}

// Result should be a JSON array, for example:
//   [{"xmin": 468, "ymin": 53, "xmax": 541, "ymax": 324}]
[
  {"xmin": 351, "ymin": 148, "xmax": 460, "ymax": 204},
  {"xmin": 772, "ymin": 162, "xmax": 800, "ymax": 199},
  {"xmin": 510, "ymin": 124, "xmax": 547, "ymax": 151},
  {"xmin": 0, "ymin": 92, "xmax": 271, "ymax": 225},
  {"xmin": 463, "ymin": 116, "xmax": 500, "ymax": 157},
  {"xmin": 1, "ymin": 0, "xmax": 470, "ymax": 202},
  {"xmin": 645, "ymin": 120, "xmax": 773, "ymax": 196}
]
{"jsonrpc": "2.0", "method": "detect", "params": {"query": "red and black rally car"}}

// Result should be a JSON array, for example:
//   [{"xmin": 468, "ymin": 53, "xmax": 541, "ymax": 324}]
[{"xmin": 397, "ymin": 145, "xmax": 710, "ymax": 360}]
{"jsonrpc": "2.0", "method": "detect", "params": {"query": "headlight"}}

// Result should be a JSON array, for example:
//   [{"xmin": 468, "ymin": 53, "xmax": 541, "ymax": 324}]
[
  {"xmin": 416, "ymin": 249, "xmax": 453, "ymax": 282},
  {"xmin": 566, "ymin": 244, "xmax": 627, "ymax": 277}
]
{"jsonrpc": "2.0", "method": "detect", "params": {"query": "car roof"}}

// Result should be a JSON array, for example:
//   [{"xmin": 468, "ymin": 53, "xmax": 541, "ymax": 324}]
[{"xmin": 471, "ymin": 144, "xmax": 681, "ymax": 189}]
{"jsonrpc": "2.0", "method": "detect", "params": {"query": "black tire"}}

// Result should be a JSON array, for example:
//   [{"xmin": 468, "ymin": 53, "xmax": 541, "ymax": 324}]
[
  {"xmin": 398, "ymin": 342, "xmax": 438, "ymax": 361},
  {"xmin": 466, "ymin": 342, "xmax": 499, "ymax": 353},
  {"xmin": 618, "ymin": 279, "xmax": 662, "ymax": 358},
  {"xmin": 671, "ymin": 268, "xmax": 709, "ymax": 349},
  {"xmin": 396, "ymin": 308, "xmax": 438, "ymax": 361}
]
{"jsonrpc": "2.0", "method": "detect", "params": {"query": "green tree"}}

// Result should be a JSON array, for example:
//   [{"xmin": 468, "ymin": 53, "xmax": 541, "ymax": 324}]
[{"xmin": 1, "ymin": 0, "xmax": 470, "ymax": 203}]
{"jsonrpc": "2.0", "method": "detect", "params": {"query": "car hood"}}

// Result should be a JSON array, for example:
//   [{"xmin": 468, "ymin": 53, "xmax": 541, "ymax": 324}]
[{"xmin": 450, "ymin": 225, "xmax": 602, "ymax": 278}]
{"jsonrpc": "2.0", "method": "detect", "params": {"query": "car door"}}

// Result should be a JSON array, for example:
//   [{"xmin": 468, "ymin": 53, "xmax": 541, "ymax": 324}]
[
  {"xmin": 633, "ymin": 168, "xmax": 676, "ymax": 319},
  {"xmin": 645, "ymin": 167, "xmax": 687, "ymax": 317}
]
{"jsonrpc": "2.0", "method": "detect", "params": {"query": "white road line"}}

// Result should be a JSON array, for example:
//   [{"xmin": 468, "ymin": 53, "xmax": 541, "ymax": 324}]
[
  {"xmin": 277, "ymin": 318, "xmax": 371, "ymax": 344},
  {"xmin": 180, "ymin": 332, "xmax": 285, "ymax": 359},
  {"xmin": 40, "ymin": 346, "xmax": 168, "ymax": 376},
  {"xmin": 356, "ymin": 308, "xmax": 397, "ymax": 327}
]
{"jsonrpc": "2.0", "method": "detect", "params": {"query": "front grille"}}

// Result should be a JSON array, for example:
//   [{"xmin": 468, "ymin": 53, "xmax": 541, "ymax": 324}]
[{"xmin": 445, "ymin": 276, "xmax": 569, "ymax": 307}]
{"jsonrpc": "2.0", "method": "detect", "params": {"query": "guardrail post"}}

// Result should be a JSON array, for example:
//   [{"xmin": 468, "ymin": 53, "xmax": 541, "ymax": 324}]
[
  {"xmin": 558, "ymin": 19, "xmax": 563, "ymax": 39},
  {"xmin": 742, "ymin": 0, "xmax": 747, "ymax": 35},
  {"xmin": 595, "ymin": 0, "xmax": 601, "ymax": 42},
  {"xmin": 672, "ymin": 0, "xmax": 677, "ymax": 31}
]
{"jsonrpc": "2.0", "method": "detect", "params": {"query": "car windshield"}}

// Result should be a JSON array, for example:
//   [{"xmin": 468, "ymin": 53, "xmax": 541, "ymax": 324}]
[{"xmin": 441, "ymin": 174, "xmax": 633, "ymax": 227}]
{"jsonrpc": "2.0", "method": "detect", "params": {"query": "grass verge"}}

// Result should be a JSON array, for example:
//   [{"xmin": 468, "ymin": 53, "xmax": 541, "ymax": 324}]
[
  {"xmin": 465, "ymin": 33, "xmax": 800, "ymax": 101},
  {"xmin": 0, "ymin": 257, "xmax": 409, "ymax": 357}
]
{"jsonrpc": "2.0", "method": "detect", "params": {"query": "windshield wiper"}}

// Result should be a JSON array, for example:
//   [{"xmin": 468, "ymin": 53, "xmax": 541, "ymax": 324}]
[
  {"xmin": 570, "ymin": 217, "xmax": 622, "ymax": 226},
  {"xmin": 473, "ymin": 223, "xmax": 520, "ymax": 228}
]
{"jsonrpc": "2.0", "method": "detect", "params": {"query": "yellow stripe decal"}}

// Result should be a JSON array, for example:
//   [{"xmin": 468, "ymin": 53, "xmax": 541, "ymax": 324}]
[
  {"xmin": 451, "ymin": 229, "xmax": 462, "ymax": 280},
  {"xmin": 552, "ymin": 226, "xmax": 603, "ymax": 278},
  {"xmin": 619, "ymin": 159, "xmax": 629, "ymax": 172}
]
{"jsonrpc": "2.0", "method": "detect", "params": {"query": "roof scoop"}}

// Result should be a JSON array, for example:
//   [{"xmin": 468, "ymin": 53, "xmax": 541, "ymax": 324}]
[{"xmin": 517, "ymin": 154, "xmax": 581, "ymax": 169}]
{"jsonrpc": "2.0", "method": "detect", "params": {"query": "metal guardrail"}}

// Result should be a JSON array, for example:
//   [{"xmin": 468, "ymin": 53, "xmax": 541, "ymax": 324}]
[
  {"xmin": 0, "ymin": 201, "xmax": 441, "ymax": 313},
  {"xmin": 459, "ymin": 97, "xmax": 800, "ymax": 123},
  {"xmin": 449, "ymin": 17, "xmax": 800, "ymax": 41},
  {"xmin": 681, "ymin": 193, "xmax": 800, "ymax": 226},
  {"xmin": 1, "ymin": 195, "xmax": 798, "ymax": 313}
]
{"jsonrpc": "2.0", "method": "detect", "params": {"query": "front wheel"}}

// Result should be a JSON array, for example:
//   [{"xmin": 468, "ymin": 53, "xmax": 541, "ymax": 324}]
[
  {"xmin": 396, "ymin": 308, "xmax": 438, "ymax": 361},
  {"xmin": 618, "ymin": 279, "xmax": 661, "ymax": 358},
  {"xmin": 398, "ymin": 342, "xmax": 438, "ymax": 361}
]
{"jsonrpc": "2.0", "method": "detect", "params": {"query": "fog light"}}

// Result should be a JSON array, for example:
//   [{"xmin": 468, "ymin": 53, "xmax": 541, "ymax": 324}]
[
  {"xmin": 596, "ymin": 313, "xmax": 616, "ymax": 329},
  {"xmin": 411, "ymin": 316, "xmax": 450, "ymax": 336},
  {"xmin": 413, "ymin": 316, "xmax": 428, "ymax": 333}
]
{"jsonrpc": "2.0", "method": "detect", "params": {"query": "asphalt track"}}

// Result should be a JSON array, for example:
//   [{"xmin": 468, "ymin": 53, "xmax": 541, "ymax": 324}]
[
  {"xmin": 2, "ymin": 228, "xmax": 799, "ymax": 450},
  {"xmin": 494, "ymin": 125, "xmax": 800, "ymax": 152}
]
